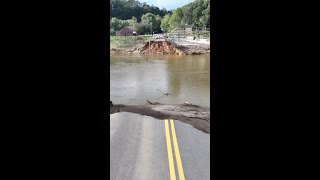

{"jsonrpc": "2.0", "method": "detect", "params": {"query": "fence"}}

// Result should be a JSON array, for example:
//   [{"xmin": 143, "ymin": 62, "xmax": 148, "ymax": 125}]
[{"xmin": 168, "ymin": 27, "xmax": 210, "ymax": 38}]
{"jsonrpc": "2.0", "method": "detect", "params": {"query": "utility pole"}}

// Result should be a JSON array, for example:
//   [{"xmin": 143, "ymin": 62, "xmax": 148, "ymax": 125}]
[
  {"xmin": 149, "ymin": 36, "xmax": 151, "ymax": 55},
  {"xmin": 149, "ymin": 22, "xmax": 152, "ymax": 55}
]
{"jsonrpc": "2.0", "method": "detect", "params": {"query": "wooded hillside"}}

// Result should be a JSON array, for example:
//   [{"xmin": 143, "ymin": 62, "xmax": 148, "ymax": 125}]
[{"xmin": 110, "ymin": 0, "xmax": 210, "ymax": 35}]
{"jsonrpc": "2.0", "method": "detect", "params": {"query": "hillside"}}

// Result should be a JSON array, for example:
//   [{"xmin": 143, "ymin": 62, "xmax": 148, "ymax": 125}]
[
  {"xmin": 110, "ymin": 0, "xmax": 171, "ymax": 21},
  {"xmin": 110, "ymin": 0, "xmax": 210, "ymax": 35}
]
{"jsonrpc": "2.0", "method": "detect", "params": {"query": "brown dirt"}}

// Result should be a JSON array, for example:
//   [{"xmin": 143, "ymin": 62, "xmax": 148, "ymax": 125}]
[
  {"xmin": 140, "ymin": 40, "xmax": 185, "ymax": 55},
  {"xmin": 110, "ymin": 40, "xmax": 210, "ymax": 55},
  {"xmin": 110, "ymin": 103, "xmax": 211, "ymax": 134}
]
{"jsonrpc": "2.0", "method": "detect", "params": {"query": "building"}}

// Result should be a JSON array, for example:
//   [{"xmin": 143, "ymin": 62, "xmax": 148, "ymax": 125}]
[{"xmin": 116, "ymin": 26, "xmax": 140, "ymax": 36}]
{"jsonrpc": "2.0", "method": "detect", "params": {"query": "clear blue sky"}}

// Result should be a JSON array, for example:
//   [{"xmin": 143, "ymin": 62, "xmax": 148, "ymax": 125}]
[{"xmin": 137, "ymin": 0, "xmax": 195, "ymax": 10}]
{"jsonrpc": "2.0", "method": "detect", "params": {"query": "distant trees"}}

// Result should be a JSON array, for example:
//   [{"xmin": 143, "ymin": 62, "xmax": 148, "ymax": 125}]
[
  {"xmin": 109, "ymin": 13, "xmax": 162, "ymax": 35},
  {"xmin": 161, "ymin": 0, "xmax": 210, "ymax": 33},
  {"xmin": 110, "ymin": 0, "xmax": 170, "ymax": 22},
  {"xmin": 109, "ymin": 0, "xmax": 210, "ymax": 35},
  {"xmin": 139, "ymin": 13, "xmax": 162, "ymax": 34},
  {"xmin": 160, "ymin": 14, "xmax": 171, "ymax": 33},
  {"xmin": 154, "ymin": 14, "xmax": 162, "ymax": 33},
  {"xmin": 181, "ymin": 0, "xmax": 210, "ymax": 28},
  {"xmin": 110, "ymin": 17, "xmax": 129, "ymax": 35},
  {"xmin": 134, "ymin": 22, "xmax": 149, "ymax": 35},
  {"xmin": 169, "ymin": 8, "xmax": 183, "ymax": 30},
  {"xmin": 127, "ymin": 16, "xmax": 138, "ymax": 29}
]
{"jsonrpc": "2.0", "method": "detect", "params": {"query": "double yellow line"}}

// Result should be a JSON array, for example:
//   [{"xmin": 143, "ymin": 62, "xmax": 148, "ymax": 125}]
[{"xmin": 164, "ymin": 119, "xmax": 185, "ymax": 180}]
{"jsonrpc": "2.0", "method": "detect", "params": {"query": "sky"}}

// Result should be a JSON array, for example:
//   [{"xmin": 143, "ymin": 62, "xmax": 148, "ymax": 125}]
[{"xmin": 137, "ymin": 0, "xmax": 195, "ymax": 10}]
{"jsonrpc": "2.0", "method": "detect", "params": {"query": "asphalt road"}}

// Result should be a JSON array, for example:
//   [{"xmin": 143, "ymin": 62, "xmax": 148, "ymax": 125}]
[{"xmin": 110, "ymin": 112, "xmax": 210, "ymax": 180}]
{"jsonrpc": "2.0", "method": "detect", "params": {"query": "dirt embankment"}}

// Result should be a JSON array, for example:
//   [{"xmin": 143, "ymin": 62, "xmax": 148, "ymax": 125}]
[
  {"xmin": 110, "ymin": 101, "xmax": 211, "ymax": 134},
  {"xmin": 110, "ymin": 40, "xmax": 209, "ymax": 55}
]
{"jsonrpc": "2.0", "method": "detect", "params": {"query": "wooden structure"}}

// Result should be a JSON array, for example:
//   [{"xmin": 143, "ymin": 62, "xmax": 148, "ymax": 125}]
[{"xmin": 116, "ymin": 26, "xmax": 140, "ymax": 36}]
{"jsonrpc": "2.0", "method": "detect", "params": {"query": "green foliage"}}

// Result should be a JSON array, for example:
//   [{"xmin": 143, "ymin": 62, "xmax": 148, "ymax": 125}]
[
  {"xmin": 160, "ymin": 14, "xmax": 171, "ymax": 33},
  {"xmin": 134, "ymin": 22, "xmax": 149, "ymax": 35},
  {"xmin": 141, "ymin": 13, "xmax": 162, "ymax": 33},
  {"xmin": 169, "ymin": 8, "xmax": 183, "ymax": 30},
  {"xmin": 110, "ymin": 12, "xmax": 163, "ymax": 35},
  {"xmin": 110, "ymin": 0, "xmax": 170, "ymax": 22},
  {"xmin": 180, "ymin": 0, "xmax": 210, "ymax": 28},
  {"xmin": 110, "ymin": 28, "xmax": 115, "ymax": 36},
  {"xmin": 110, "ymin": 17, "xmax": 129, "ymax": 35},
  {"xmin": 154, "ymin": 15, "xmax": 162, "ymax": 33},
  {"xmin": 141, "ymin": 13, "xmax": 157, "ymax": 26},
  {"xmin": 110, "ymin": 35, "xmax": 151, "ymax": 49},
  {"xmin": 110, "ymin": 0, "xmax": 210, "ymax": 35},
  {"xmin": 201, "ymin": 3, "xmax": 210, "ymax": 27}
]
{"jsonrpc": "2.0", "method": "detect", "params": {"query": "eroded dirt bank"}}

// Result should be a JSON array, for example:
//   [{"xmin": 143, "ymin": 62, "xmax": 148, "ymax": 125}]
[
  {"xmin": 110, "ymin": 102, "xmax": 211, "ymax": 134},
  {"xmin": 110, "ymin": 40, "xmax": 209, "ymax": 55}
]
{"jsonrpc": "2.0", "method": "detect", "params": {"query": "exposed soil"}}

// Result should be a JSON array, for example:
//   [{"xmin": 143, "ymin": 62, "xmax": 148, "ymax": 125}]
[
  {"xmin": 110, "ymin": 102, "xmax": 211, "ymax": 134},
  {"xmin": 110, "ymin": 40, "xmax": 209, "ymax": 55}
]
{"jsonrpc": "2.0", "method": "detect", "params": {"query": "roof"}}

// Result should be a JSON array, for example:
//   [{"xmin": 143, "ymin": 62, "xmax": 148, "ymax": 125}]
[{"xmin": 120, "ymin": 26, "xmax": 137, "ymax": 31}]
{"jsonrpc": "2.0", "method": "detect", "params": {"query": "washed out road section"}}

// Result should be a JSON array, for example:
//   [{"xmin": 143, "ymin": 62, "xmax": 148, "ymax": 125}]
[{"xmin": 110, "ymin": 103, "xmax": 211, "ymax": 134}]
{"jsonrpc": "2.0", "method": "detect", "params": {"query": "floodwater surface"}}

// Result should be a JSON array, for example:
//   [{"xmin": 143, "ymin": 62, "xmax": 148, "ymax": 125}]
[{"xmin": 110, "ymin": 55, "xmax": 210, "ymax": 107}]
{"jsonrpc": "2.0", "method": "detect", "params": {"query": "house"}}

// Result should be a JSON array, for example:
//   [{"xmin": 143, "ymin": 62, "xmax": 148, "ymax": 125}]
[{"xmin": 116, "ymin": 26, "xmax": 140, "ymax": 36}]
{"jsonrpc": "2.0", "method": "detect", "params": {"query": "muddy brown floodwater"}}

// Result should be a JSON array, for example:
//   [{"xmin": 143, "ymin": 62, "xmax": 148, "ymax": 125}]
[
  {"xmin": 110, "ymin": 55, "xmax": 211, "ymax": 133},
  {"xmin": 110, "ymin": 54, "xmax": 210, "ymax": 107}
]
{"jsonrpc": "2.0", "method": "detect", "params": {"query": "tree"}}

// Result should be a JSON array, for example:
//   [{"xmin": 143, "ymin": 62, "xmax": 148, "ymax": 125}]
[
  {"xmin": 110, "ymin": 0, "xmax": 168, "ymax": 22},
  {"xmin": 181, "ymin": 4, "xmax": 194, "ymax": 27},
  {"xmin": 127, "ymin": 16, "xmax": 138, "ymax": 28},
  {"xmin": 110, "ymin": 17, "xmax": 122, "ymax": 31},
  {"xmin": 155, "ymin": 14, "xmax": 162, "ymax": 33},
  {"xmin": 109, "ymin": 0, "xmax": 210, "ymax": 34},
  {"xmin": 135, "ymin": 22, "xmax": 149, "ymax": 35},
  {"xmin": 201, "ymin": 1, "xmax": 210, "ymax": 28},
  {"xmin": 110, "ymin": 17, "xmax": 129, "ymax": 35},
  {"xmin": 160, "ymin": 14, "xmax": 171, "ymax": 33},
  {"xmin": 169, "ymin": 8, "xmax": 183, "ymax": 30},
  {"xmin": 141, "ymin": 13, "xmax": 157, "ymax": 34},
  {"xmin": 110, "ymin": 28, "xmax": 116, "ymax": 36}
]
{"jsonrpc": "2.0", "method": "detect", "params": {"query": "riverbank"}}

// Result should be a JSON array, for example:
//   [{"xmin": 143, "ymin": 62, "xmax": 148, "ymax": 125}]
[
  {"xmin": 110, "ymin": 101, "xmax": 211, "ymax": 133},
  {"xmin": 110, "ymin": 40, "xmax": 210, "ymax": 55}
]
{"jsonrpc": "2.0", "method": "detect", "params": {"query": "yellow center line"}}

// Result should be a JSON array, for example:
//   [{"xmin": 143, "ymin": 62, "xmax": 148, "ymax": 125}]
[
  {"xmin": 170, "ymin": 119, "xmax": 186, "ymax": 180},
  {"xmin": 165, "ymin": 119, "xmax": 177, "ymax": 180}
]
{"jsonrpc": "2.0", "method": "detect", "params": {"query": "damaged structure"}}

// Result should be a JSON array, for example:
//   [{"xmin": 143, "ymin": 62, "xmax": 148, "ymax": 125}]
[{"xmin": 111, "ymin": 40, "xmax": 210, "ymax": 55}]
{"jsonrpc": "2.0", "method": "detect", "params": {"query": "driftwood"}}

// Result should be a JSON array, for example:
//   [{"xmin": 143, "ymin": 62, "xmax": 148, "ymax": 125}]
[
  {"xmin": 156, "ymin": 89, "xmax": 170, "ymax": 95},
  {"xmin": 146, "ymin": 100, "xmax": 163, "ymax": 105}
]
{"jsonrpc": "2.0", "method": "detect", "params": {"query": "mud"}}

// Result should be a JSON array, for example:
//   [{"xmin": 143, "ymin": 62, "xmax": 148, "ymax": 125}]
[
  {"xmin": 110, "ymin": 40, "xmax": 209, "ymax": 55},
  {"xmin": 110, "ymin": 103, "xmax": 211, "ymax": 134}
]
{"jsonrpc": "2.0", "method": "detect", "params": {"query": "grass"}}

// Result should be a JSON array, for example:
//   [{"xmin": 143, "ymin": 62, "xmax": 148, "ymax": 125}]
[{"xmin": 110, "ymin": 35, "xmax": 152, "ymax": 49}]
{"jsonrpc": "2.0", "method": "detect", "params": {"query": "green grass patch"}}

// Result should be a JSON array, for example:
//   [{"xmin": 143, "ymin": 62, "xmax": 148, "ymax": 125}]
[{"xmin": 110, "ymin": 36, "xmax": 152, "ymax": 49}]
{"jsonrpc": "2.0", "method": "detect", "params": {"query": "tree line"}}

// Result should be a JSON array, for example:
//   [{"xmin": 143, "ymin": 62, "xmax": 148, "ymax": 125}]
[
  {"xmin": 110, "ymin": 0, "xmax": 170, "ymax": 22},
  {"xmin": 110, "ymin": 0, "xmax": 210, "ymax": 35}
]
